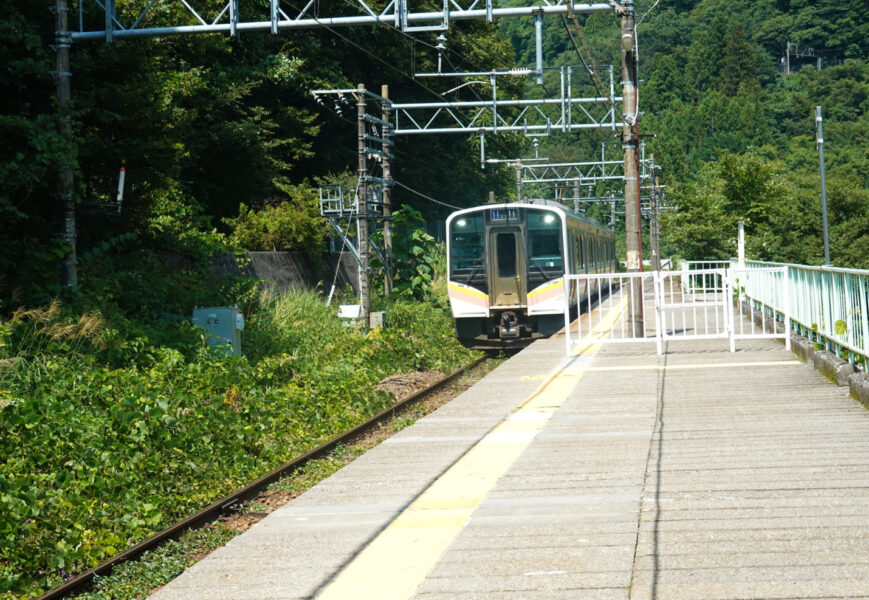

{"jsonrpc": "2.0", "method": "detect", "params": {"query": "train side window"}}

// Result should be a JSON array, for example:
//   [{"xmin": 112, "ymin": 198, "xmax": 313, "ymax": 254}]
[{"xmin": 578, "ymin": 236, "xmax": 584, "ymax": 268}]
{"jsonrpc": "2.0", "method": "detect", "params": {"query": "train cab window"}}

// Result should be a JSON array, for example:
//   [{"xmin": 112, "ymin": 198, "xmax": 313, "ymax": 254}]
[
  {"xmin": 496, "ymin": 233, "xmax": 517, "ymax": 278},
  {"xmin": 526, "ymin": 210, "xmax": 563, "ymax": 271},
  {"xmin": 449, "ymin": 213, "xmax": 485, "ymax": 272}
]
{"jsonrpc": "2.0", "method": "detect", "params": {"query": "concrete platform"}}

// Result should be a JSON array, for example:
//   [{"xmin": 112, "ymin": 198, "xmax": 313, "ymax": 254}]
[{"xmin": 149, "ymin": 306, "xmax": 869, "ymax": 600}]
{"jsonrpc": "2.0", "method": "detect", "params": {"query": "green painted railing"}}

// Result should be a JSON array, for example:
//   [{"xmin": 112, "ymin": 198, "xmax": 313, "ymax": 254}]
[{"xmin": 735, "ymin": 260, "xmax": 869, "ymax": 367}]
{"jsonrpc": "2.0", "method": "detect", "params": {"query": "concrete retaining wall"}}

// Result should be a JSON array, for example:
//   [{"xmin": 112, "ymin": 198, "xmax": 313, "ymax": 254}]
[
  {"xmin": 736, "ymin": 298, "xmax": 867, "ymax": 405},
  {"xmin": 786, "ymin": 331, "xmax": 869, "ymax": 407},
  {"xmin": 210, "ymin": 251, "xmax": 360, "ymax": 294},
  {"xmin": 852, "ymin": 373, "xmax": 869, "ymax": 408}
]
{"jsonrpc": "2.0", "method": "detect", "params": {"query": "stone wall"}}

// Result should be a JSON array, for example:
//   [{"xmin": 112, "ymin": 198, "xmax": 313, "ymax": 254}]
[{"xmin": 211, "ymin": 251, "xmax": 360, "ymax": 294}]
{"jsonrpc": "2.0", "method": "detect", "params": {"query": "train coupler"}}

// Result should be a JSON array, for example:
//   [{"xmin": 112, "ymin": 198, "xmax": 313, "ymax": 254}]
[{"xmin": 498, "ymin": 311, "xmax": 520, "ymax": 339}]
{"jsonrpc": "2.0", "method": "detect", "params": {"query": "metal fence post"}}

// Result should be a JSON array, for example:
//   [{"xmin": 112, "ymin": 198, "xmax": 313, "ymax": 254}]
[
  {"xmin": 724, "ymin": 269, "xmax": 736, "ymax": 352},
  {"xmin": 783, "ymin": 267, "xmax": 792, "ymax": 350}
]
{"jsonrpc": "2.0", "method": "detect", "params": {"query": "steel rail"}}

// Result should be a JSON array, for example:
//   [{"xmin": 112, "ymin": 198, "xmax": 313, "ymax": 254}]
[{"xmin": 35, "ymin": 355, "xmax": 488, "ymax": 600}]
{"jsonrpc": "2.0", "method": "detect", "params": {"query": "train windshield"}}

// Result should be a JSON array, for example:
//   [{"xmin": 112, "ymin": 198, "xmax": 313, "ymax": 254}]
[
  {"xmin": 449, "ymin": 213, "xmax": 485, "ymax": 274},
  {"xmin": 526, "ymin": 210, "xmax": 563, "ymax": 272}
]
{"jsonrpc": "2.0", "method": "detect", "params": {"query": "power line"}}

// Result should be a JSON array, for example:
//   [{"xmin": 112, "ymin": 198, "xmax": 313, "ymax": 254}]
[
  {"xmin": 636, "ymin": 0, "xmax": 661, "ymax": 29},
  {"xmin": 394, "ymin": 180, "xmax": 461, "ymax": 210},
  {"xmin": 284, "ymin": 1, "xmax": 453, "ymax": 105},
  {"xmin": 448, "ymin": 25, "xmax": 557, "ymax": 98}
]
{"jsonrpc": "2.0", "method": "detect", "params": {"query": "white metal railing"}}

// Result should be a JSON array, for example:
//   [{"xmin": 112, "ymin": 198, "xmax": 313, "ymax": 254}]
[
  {"xmin": 562, "ymin": 272, "xmax": 658, "ymax": 355},
  {"xmin": 679, "ymin": 260, "xmax": 730, "ymax": 294},
  {"xmin": 564, "ymin": 261, "xmax": 866, "ymax": 364},
  {"xmin": 728, "ymin": 266, "xmax": 791, "ymax": 352},
  {"xmin": 563, "ymin": 267, "xmax": 792, "ymax": 357},
  {"xmin": 680, "ymin": 259, "xmax": 732, "ymax": 271},
  {"xmin": 735, "ymin": 260, "xmax": 868, "ymax": 364}
]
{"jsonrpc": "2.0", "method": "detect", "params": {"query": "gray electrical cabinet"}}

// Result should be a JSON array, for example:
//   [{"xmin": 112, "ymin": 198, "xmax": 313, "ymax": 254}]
[{"xmin": 192, "ymin": 306, "xmax": 244, "ymax": 357}]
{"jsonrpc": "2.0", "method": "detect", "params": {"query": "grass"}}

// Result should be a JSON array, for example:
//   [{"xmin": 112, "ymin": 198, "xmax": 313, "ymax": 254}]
[
  {"xmin": 69, "ymin": 526, "xmax": 238, "ymax": 600},
  {"xmin": 59, "ymin": 357, "xmax": 501, "ymax": 600}
]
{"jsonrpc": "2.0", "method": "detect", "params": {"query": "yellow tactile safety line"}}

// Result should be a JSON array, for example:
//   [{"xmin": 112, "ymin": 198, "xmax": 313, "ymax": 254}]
[
  {"xmin": 315, "ymin": 302, "xmax": 621, "ymax": 599},
  {"xmin": 520, "ymin": 360, "xmax": 802, "ymax": 379},
  {"xmin": 567, "ymin": 292, "xmax": 631, "ymax": 356}
]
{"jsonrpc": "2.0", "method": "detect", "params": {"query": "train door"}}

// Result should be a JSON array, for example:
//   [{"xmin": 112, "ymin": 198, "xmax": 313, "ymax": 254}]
[{"xmin": 488, "ymin": 227, "xmax": 526, "ymax": 307}]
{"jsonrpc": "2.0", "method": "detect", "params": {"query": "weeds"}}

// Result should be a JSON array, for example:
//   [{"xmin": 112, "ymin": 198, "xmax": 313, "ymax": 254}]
[{"xmin": 0, "ymin": 286, "xmax": 477, "ymax": 598}]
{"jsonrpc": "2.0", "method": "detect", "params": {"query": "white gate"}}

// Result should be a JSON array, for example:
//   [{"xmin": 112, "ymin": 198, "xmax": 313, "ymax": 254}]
[
  {"xmin": 563, "ymin": 266, "xmax": 791, "ymax": 356},
  {"xmin": 658, "ymin": 268, "xmax": 731, "ymax": 344}
]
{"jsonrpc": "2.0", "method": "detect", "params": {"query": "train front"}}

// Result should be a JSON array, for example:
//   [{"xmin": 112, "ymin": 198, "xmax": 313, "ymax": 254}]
[{"xmin": 446, "ymin": 204, "xmax": 567, "ymax": 349}]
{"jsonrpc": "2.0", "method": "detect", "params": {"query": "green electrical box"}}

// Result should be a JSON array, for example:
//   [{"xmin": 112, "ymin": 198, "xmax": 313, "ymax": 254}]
[{"xmin": 192, "ymin": 306, "xmax": 243, "ymax": 357}]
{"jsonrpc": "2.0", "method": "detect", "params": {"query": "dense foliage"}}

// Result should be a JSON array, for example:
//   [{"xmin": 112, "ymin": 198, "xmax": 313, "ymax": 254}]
[
  {"xmin": 0, "ymin": 1, "xmax": 520, "ymax": 302},
  {"xmin": 500, "ymin": 0, "xmax": 868, "ymax": 267},
  {"xmin": 0, "ymin": 261, "xmax": 476, "ymax": 598}
]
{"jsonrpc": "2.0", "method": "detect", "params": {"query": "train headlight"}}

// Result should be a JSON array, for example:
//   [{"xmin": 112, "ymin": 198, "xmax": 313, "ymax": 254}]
[
  {"xmin": 456, "ymin": 219, "xmax": 468, "ymax": 227},
  {"xmin": 542, "ymin": 214, "xmax": 556, "ymax": 224}
]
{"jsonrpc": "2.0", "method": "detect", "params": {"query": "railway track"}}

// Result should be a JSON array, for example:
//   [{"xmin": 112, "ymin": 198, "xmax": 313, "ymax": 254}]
[{"xmin": 37, "ymin": 355, "xmax": 491, "ymax": 600}]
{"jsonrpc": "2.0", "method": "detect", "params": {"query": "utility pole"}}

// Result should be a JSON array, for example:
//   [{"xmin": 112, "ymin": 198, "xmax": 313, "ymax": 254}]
[
  {"xmin": 381, "ymin": 85, "xmax": 393, "ymax": 295},
  {"xmin": 573, "ymin": 178, "xmax": 580, "ymax": 212},
  {"xmin": 650, "ymin": 154, "xmax": 660, "ymax": 271},
  {"xmin": 515, "ymin": 163, "xmax": 523, "ymax": 202},
  {"xmin": 620, "ymin": 0, "xmax": 643, "ymax": 335},
  {"xmin": 785, "ymin": 40, "xmax": 790, "ymax": 76},
  {"xmin": 356, "ymin": 84, "xmax": 370, "ymax": 321},
  {"xmin": 55, "ymin": 0, "xmax": 77, "ymax": 286},
  {"xmin": 815, "ymin": 106, "xmax": 831, "ymax": 265}
]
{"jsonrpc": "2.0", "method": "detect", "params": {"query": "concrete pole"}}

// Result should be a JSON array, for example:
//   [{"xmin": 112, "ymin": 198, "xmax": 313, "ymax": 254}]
[
  {"xmin": 573, "ymin": 178, "xmax": 580, "ymax": 212},
  {"xmin": 515, "ymin": 163, "xmax": 523, "ymax": 202},
  {"xmin": 55, "ymin": 0, "xmax": 78, "ymax": 286},
  {"xmin": 620, "ymin": 0, "xmax": 643, "ymax": 335},
  {"xmin": 785, "ymin": 41, "xmax": 790, "ymax": 76},
  {"xmin": 816, "ymin": 106, "xmax": 831, "ymax": 265},
  {"xmin": 356, "ymin": 84, "xmax": 370, "ymax": 321},
  {"xmin": 381, "ymin": 85, "xmax": 393, "ymax": 295}
]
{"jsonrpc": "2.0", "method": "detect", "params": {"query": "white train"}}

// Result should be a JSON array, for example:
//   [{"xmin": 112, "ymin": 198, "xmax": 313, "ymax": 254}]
[{"xmin": 446, "ymin": 200, "xmax": 616, "ymax": 348}]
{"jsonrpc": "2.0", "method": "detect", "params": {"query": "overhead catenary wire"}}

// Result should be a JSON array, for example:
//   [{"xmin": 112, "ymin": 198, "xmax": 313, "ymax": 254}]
[
  {"xmin": 283, "ymin": 1, "xmax": 457, "ymax": 105},
  {"xmin": 335, "ymin": 0, "xmax": 517, "ymax": 102},
  {"xmin": 635, "ymin": 0, "xmax": 660, "ymax": 29},
  {"xmin": 393, "ymin": 180, "xmax": 461, "ymax": 210},
  {"xmin": 560, "ymin": 6, "xmax": 620, "ymax": 119},
  {"xmin": 448, "ymin": 25, "xmax": 557, "ymax": 99}
]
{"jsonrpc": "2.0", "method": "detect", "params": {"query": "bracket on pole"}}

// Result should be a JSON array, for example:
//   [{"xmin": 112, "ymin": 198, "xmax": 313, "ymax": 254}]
[
  {"xmin": 398, "ymin": 0, "xmax": 450, "ymax": 32},
  {"xmin": 270, "ymin": 0, "xmax": 279, "ymax": 34},
  {"xmin": 231, "ymin": 0, "xmax": 239, "ymax": 36},
  {"xmin": 105, "ymin": 0, "xmax": 114, "ymax": 42}
]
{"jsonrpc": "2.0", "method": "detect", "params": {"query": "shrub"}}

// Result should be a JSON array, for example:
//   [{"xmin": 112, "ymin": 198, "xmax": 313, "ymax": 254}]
[
  {"xmin": 0, "ymin": 287, "xmax": 478, "ymax": 597},
  {"xmin": 226, "ymin": 184, "xmax": 330, "ymax": 263}
]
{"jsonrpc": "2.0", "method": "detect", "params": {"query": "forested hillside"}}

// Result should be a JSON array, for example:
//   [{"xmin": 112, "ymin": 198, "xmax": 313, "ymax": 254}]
[
  {"xmin": 2, "ymin": 1, "xmax": 866, "ymax": 305},
  {"xmin": 1, "ymin": 1, "xmax": 524, "ymax": 306},
  {"xmin": 501, "ymin": 0, "xmax": 868, "ymax": 267}
]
